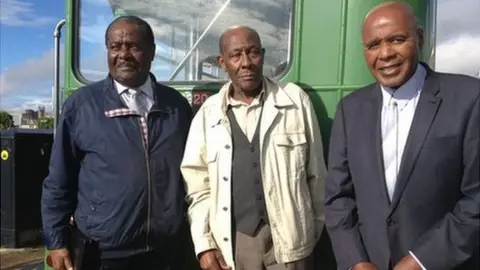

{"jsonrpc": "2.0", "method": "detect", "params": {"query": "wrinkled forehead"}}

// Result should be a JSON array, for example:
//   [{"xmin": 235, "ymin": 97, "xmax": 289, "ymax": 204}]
[
  {"xmin": 362, "ymin": 10, "xmax": 414, "ymax": 41},
  {"xmin": 223, "ymin": 29, "xmax": 261, "ymax": 50},
  {"xmin": 107, "ymin": 21, "xmax": 142, "ymax": 42}
]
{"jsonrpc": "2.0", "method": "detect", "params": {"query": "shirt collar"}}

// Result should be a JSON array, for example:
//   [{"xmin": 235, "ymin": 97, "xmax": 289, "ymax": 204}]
[
  {"xmin": 114, "ymin": 76, "xmax": 154, "ymax": 99},
  {"xmin": 380, "ymin": 64, "xmax": 426, "ymax": 108},
  {"xmin": 226, "ymin": 81, "xmax": 265, "ymax": 108}
]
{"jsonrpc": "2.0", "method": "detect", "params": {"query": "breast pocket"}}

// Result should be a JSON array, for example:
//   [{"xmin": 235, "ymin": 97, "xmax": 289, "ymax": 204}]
[{"xmin": 274, "ymin": 133, "xmax": 308, "ymax": 173}]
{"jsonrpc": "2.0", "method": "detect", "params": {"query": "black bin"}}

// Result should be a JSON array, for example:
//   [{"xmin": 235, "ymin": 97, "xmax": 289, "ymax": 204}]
[{"xmin": 1, "ymin": 128, "xmax": 53, "ymax": 248}]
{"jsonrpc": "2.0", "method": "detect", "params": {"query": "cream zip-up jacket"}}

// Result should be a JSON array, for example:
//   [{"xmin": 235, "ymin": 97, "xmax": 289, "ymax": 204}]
[{"xmin": 181, "ymin": 77, "xmax": 327, "ymax": 269}]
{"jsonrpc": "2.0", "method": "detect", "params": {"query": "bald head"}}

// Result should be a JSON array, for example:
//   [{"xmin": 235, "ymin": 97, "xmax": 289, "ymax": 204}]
[
  {"xmin": 363, "ymin": 1, "xmax": 420, "ymax": 33},
  {"xmin": 219, "ymin": 25, "xmax": 261, "ymax": 55}
]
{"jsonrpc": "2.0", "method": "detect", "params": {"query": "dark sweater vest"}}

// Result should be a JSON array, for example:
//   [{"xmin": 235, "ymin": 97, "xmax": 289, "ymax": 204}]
[{"xmin": 227, "ymin": 106, "xmax": 269, "ymax": 236}]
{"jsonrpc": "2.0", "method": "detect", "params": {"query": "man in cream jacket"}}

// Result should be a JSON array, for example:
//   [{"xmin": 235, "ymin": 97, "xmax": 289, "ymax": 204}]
[{"xmin": 181, "ymin": 25, "xmax": 327, "ymax": 270}]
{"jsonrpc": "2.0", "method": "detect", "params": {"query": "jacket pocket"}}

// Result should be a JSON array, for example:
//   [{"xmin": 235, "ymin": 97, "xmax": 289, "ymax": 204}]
[{"xmin": 274, "ymin": 133, "xmax": 308, "ymax": 173}]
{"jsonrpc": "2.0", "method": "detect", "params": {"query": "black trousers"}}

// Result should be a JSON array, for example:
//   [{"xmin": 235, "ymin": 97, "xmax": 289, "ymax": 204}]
[
  {"xmin": 98, "ymin": 250, "xmax": 171, "ymax": 270},
  {"xmin": 69, "ymin": 228, "xmax": 173, "ymax": 270}
]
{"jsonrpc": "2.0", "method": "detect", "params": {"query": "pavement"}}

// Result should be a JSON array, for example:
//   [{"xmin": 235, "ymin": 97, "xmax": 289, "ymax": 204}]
[
  {"xmin": 0, "ymin": 247, "xmax": 45, "ymax": 270},
  {"xmin": 11, "ymin": 262, "xmax": 44, "ymax": 270}
]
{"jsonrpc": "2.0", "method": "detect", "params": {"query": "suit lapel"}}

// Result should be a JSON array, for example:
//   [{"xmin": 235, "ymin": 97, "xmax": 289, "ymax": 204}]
[
  {"xmin": 388, "ymin": 69, "xmax": 442, "ymax": 215},
  {"xmin": 365, "ymin": 85, "xmax": 392, "ymax": 206}
]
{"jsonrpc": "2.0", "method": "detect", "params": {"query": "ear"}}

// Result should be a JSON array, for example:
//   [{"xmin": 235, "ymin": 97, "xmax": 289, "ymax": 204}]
[
  {"xmin": 416, "ymin": 27, "xmax": 424, "ymax": 50},
  {"xmin": 260, "ymin": 48, "xmax": 266, "ymax": 65},
  {"xmin": 217, "ymin": 55, "xmax": 227, "ymax": 71},
  {"xmin": 150, "ymin": 44, "xmax": 156, "ymax": 62}
]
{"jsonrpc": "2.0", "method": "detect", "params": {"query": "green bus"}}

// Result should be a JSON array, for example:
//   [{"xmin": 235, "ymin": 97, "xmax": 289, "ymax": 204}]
[{"xmin": 45, "ymin": 0, "xmax": 437, "ymax": 269}]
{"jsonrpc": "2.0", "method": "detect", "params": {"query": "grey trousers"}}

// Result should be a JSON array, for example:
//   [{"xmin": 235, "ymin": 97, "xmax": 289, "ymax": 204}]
[{"xmin": 234, "ymin": 224, "xmax": 314, "ymax": 270}]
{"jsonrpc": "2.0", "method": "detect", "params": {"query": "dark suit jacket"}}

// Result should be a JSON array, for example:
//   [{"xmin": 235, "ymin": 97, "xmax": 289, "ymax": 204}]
[{"xmin": 324, "ymin": 64, "xmax": 480, "ymax": 270}]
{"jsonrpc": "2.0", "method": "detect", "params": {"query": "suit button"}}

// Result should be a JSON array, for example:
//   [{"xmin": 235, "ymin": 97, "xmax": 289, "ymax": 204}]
[
  {"xmin": 225, "ymin": 145, "xmax": 230, "ymax": 149},
  {"xmin": 223, "ymin": 237, "xmax": 229, "ymax": 241},
  {"xmin": 223, "ymin": 176, "xmax": 228, "ymax": 181},
  {"xmin": 387, "ymin": 218, "xmax": 395, "ymax": 226},
  {"xmin": 223, "ymin": 207, "xmax": 228, "ymax": 211}
]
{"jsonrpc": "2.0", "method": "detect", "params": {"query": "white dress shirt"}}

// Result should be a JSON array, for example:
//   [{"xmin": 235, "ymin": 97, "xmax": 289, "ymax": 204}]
[
  {"xmin": 114, "ymin": 76, "xmax": 154, "ymax": 116},
  {"xmin": 380, "ymin": 64, "xmax": 427, "ymax": 270}
]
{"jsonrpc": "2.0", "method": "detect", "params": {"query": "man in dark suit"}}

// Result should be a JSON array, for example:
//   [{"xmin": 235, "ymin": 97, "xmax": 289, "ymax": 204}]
[{"xmin": 324, "ymin": 2, "xmax": 479, "ymax": 270}]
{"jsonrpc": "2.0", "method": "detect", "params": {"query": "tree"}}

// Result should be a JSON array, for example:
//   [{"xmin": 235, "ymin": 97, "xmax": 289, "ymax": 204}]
[
  {"xmin": 0, "ymin": 111, "xmax": 14, "ymax": 130},
  {"xmin": 38, "ymin": 117, "xmax": 54, "ymax": 129}
]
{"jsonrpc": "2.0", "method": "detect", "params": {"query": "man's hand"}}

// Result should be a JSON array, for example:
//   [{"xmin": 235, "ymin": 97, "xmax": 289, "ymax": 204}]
[
  {"xmin": 393, "ymin": 255, "xmax": 422, "ymax": 270},
  {"xmin": 47, "ymin": 248, "xmax": 74, "ymax": 270},
  {"xmin": 352, "ymin": 262, "xmax": 378, "ymax": 270},
  {"xmin": 199, "ymin": 249, "xmax": 231, "ymax": 270}
]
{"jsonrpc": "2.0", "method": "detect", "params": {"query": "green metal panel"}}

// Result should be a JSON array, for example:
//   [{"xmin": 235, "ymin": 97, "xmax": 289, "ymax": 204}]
[
  {"xmin": 293, "ymin": 0, "xmax": 430, "ymax": 150},
  {"xmin": 44, "ymin": 0, "xmax": 433, "ymax": 269}
]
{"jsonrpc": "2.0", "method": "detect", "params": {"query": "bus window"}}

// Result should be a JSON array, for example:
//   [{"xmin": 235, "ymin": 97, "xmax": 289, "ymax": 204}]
[
  {"xmin": 77, "ymin": 0, "xmax": 294, "ymax": 83},
  {"xmin": 424, "ymin": 0, "xmax": 437, "ymax": 68}
]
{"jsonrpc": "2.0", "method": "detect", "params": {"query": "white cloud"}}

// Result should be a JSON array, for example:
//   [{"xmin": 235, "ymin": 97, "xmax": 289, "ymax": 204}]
[
  {"xmin": 1, "ymin": 95, "xmax": 53, "ymax": 113},
  {"xmin": 0, "ymin": 47, "xmax": 66, "ymax": 111},
  {"xmin": 435, "ymin": 35, "xmax": 480, "ymax": 77},
  {"xmin": 0, "ymin": 0, "xmax": 54, "ymax": 27},
  {"xmin": 436, "ymin": 0, "xmax": 480, "ymax": 43},
  {"xmin": 433, "ymin": 0, "xmax": 480, "ymax": 77},
  {"xmin": 0, "ymin": 49, "xmax": 55, "ymax": 96},
  {"xmin": 0, "ymin": 44, "xmax": 108, "ymax": 112}
]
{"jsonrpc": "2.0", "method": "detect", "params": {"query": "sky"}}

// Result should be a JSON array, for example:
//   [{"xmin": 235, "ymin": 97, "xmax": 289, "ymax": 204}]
[{"xmin": 0, "ymin": 0, "xmax": 479, "ymax": 116}]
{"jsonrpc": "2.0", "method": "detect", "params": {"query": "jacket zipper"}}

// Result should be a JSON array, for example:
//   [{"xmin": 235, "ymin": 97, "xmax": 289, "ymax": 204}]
[{"xmin": 137, "ymin": 116, "xmax": 151, "ymax": 251}]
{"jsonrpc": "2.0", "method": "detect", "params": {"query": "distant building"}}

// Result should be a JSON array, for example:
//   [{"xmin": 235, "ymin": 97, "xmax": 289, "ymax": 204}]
[
  {"xmin": 38, "ymin": 106, "xmax": 46, "ymax": 118},
  {"xmin": 11, "ymin": 114, "xmax": 21, "ymax": 127},
  {"xmin": 20, "ymin": 108, "xmax": 38, "ymax": 129},
  {"xmin": 17, "ymin": 106, "xmax": 53, "ymax": 129}
]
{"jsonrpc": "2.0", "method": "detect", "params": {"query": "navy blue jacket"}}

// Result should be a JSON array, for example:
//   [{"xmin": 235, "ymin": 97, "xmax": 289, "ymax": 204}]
[{"xmin": 41, "ymin": 74, "xmax": 192, "ymax": 258}]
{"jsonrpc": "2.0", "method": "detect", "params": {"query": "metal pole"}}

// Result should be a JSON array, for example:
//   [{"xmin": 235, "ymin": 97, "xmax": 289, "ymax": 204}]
[
  {"xmin": 429, "ymin": 0, "xmax": 437, "ymax": 70},
  {"xmin": 194, "ymin": 17, "xmax": 200, "ymax": 81},
  {"xmin": 188, "ymin": 18, "xmax": 195, "ymax": 80},
  {"xmin": 168, "ymin": 0, "xmax": 232, "ymax": 80},
  {"xmin": 53, "ymin": 19, "xmax": 66, "ymax": 136}
]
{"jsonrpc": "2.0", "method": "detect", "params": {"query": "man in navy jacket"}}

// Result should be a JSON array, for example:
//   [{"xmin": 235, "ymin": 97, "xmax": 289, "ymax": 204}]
[{"xmin": 41, "ymin": 16, "xmax": 193, "ymax": 270}]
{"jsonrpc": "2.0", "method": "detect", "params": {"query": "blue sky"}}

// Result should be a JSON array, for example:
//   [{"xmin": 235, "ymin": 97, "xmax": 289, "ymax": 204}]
[
  {"xmin": 0, "ymin": 0, "xmax": 64, "ymax": 112},
  {"xmin": 0, "ymin": 1, "xmax": 60, "ymax": 67},
  {"xmin": 1, "ymin": 0, "xmax": 479, "ymax": 116}
]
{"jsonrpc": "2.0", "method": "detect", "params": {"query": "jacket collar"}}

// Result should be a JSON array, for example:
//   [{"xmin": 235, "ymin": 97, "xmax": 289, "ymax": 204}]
[
  {"xmin": 103, "ymin": 73, "xmax": 173, "ymax": 117},
  {"xmin": 113, "ymin": 75, "xmax": 154, "ymax": 100},
  {"xmin": 217, "ymin": 76, "xmax": 294, "ymax": 113},
  {"xmin": 207, "ymin": 76, "xmax": 294, "ymax": 128}
]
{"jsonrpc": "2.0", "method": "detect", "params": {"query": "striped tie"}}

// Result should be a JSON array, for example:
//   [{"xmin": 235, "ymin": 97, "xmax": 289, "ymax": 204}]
[
  {"xmin": 125, "ymin": 89, "xmax": 149, "ymax": 117},
  {"xmin": 382, "ymin": 97, "xmax": 399, "ymax": 201}
]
